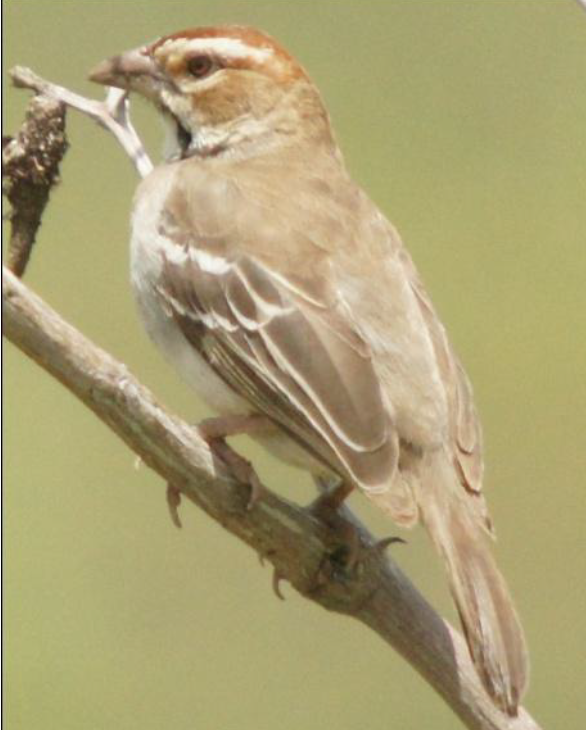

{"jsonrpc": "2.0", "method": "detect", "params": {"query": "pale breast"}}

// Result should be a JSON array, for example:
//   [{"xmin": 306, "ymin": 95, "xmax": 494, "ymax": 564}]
[{"xmin": 130, "ymin": 166, "xmax": 249, "ymax": 415}]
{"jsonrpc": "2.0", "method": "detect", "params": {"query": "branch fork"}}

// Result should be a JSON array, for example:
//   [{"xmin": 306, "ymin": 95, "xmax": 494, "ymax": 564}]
[{"xmin": 10, "ymin": 65, "xmax": 153, "ymax": 178}]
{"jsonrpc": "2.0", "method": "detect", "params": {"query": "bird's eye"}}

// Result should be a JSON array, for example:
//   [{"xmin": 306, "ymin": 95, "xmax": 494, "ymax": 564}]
[{"xmin": 186, "ymin": 55, "xmax": 215, "ymax": 78}]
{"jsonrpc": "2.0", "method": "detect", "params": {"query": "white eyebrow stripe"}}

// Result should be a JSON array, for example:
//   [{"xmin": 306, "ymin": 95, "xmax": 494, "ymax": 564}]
[{"xmin": 160, "ymin": 37, "xmax": 274, "ymax": 64}]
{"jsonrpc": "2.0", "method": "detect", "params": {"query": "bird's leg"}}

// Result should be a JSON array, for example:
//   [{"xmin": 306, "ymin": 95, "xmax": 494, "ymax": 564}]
[
  {"xmin": 198, "ymin": 414, "xmax": 271, "ymax": 509},
  {"xmin": 164, "ymin": 415, "xmax": 272, "ymax": 526},
  {"xmin": 310, "ymin": 474, "xmax": 354, "ymax": 513},
  {"xmin": 197, "ymin": 413, "xmax": 272, "ymax": 440},
  {"xmin": 306, "ymin": 475, "xmax": 361, "ymax": 571}
]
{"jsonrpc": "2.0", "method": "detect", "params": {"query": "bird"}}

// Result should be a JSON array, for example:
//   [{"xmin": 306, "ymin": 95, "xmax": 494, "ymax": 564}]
[{"xmin": 89, "ymin": 25, "xmax": 528, "ymax": 714}]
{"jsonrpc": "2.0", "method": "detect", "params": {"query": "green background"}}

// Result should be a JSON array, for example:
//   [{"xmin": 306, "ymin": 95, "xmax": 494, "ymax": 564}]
[{"xmin": 4, "ymin": 1, "xmax": 586, "ymax": 728}]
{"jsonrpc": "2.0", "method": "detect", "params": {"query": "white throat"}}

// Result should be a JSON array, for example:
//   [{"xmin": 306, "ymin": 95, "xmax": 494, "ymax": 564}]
[{"xmin": 162, "ymin": 109, "xmax": 294, "ymax": 162}]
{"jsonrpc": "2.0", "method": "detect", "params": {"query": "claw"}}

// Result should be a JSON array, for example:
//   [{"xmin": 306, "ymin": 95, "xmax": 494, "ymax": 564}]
[
  {"xmin": 373, "ymin": 535, "xmax": 406, "ymax": 554},
  {"xmin": 272, "ymin": 568, "xmax": 286, "ymax": 600},
  {"xmin": 198, "ymin": 414, "xmax": 270, "ymax": 440},
  {"xmin": 166, "ymin": 483, "xmax": 183, "ymax": 529}
]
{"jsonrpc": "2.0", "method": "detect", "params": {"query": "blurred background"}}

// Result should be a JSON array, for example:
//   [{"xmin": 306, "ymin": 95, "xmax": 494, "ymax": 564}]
[{"xmin": 4, "ymin": 1, "xmax": 585, "ymax": 728}]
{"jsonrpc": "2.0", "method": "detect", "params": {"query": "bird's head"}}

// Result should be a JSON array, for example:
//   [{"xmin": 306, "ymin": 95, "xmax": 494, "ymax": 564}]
[{"xmin": 89, "ymin": 26, "xmax": 334, "ymax": 161}]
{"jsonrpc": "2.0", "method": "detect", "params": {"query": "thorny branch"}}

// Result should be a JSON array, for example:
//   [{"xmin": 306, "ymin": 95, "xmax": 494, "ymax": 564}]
[{"xmin": 3, "ymin": 67, "xmax": 542, "ymax": 730}]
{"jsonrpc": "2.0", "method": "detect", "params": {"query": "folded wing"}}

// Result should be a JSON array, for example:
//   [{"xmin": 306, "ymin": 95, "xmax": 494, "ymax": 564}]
[{"xmin": 157, "ymin": 201, "xmax": 398, "ymax": 492}]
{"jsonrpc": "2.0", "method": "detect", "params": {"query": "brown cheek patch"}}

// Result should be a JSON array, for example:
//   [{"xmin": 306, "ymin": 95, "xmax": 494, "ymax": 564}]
[{"xmin": 191, "ymin": 77, "xmax": 253, "ymax": 124}]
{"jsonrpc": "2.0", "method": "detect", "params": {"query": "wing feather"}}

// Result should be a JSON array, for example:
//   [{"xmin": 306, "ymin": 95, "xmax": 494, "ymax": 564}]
[
  {"xmin": 158, "ymin": 240, "xmax": 397, "ymax": 492},
  {"xmin": 397, "ymin": 248, "xmax": 489, "ymax": 529}
]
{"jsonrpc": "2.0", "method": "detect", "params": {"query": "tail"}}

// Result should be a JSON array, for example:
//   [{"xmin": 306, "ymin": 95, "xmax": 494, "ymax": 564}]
[{"xmin": 415, "ymin": 455, "xmax": 529, "ymax": 715}]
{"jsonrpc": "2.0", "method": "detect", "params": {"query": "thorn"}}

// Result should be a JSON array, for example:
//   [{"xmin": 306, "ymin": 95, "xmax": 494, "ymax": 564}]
[
  {"xmin": 166, "ymin": 484, "xmax": 182, "ymax": 529},
  {"xmin": 133, "ymin": 455, "xmax": 143, "ymax": 471}
]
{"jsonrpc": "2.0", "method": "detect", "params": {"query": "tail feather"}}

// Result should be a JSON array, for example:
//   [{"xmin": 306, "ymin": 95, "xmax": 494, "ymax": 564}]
[{"xmin": 416, "ymin": 455, "xmax": 529, "ymax": 715}]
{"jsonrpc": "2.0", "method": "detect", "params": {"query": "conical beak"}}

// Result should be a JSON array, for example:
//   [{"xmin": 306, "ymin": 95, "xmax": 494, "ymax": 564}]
[{"xmin": 88, "ymin": 47, "xmax": 159, "ymax": 90}]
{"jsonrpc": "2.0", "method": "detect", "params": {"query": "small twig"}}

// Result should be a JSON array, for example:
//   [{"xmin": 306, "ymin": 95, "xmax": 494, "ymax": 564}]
[
  {"xmin": 2, "ymin": 96, "xmax": 67, "ymax": 276},
  {"xmin": 4, "ymin": 65, "xmax": 152, "ymax": 277},
  {"xmin": 10, "ymin": 66, "xmax": 153, "ymax": 178}
]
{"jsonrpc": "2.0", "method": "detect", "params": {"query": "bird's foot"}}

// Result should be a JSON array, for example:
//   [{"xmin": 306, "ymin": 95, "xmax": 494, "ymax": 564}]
[
  {"xmin": 306, "ymin": 479, "xmax": 361, "ymax": 573},
  {"xmin": 198, "ymin": 416, "xmax": 268, "ymax": 510}
]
